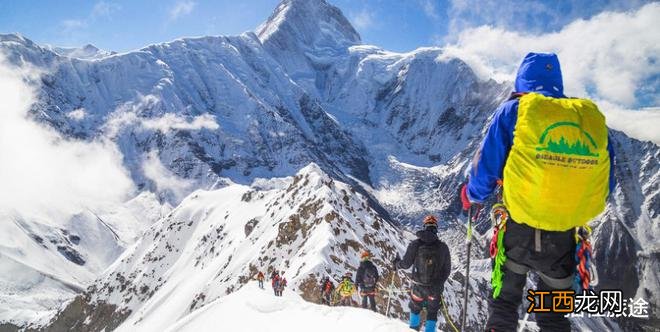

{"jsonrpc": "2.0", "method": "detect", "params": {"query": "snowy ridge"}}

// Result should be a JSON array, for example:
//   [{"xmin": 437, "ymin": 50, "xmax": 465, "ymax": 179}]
[
  {"xmin": 45, "ymin": 165, "xmax": 421, "ymax": 331},
  {"xmin": 167, "ymin": 281, "xmax": 410, "ymax": 332},
  {"xmin": 45, "ymin": 44, "xmax": 115, "ymax": 60},
  {"xmin": 0, "ymin": 0, "xmax": 658, "ymax": 330}
]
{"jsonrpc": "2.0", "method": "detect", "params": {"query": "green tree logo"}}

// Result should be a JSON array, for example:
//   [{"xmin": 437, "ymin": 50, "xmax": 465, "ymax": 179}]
[{"xmin": 536, "ymin": 122, "xmax": 599, "ymax": 157}]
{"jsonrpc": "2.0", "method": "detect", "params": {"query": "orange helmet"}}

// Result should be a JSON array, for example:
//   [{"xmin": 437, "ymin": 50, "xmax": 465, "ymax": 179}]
[
  {"xmin": 360, "ymin": 251, "xmax": 371, "ymax": 260},
  {"xmin": 423, "ymin": 215, "xmax": 438, "ymax": 226}
]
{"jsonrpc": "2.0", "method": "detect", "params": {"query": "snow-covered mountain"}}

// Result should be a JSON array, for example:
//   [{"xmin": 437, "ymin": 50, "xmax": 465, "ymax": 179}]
[
  {"xmin": 44, "ymin": 44, "xmax": 115, "ymax": 60},
  {"xmin": 0, "ymin": 0, "xmax": 658, "ymax": 331},
  {"xmin": 0, "ymin": 192, "xmax": 169, "ymax": 327}
]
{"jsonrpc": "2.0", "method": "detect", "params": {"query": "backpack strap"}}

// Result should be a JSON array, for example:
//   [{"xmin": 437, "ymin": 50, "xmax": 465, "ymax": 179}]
[{"xmin": 508, "ymin": 91, "xmax": 527, "ymax": 101}]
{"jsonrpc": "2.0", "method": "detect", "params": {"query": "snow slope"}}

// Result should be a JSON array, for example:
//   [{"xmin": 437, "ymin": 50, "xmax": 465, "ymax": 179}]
[
  {"xmin": 166, "ymin": 281, "xmax": 410, "ymax": 332},
  {"xmin": 0, "ymin": 0, "xmax": 657, "ymax": 330},
  {"xmin": 0, "ymin": 192, "xmax": 169, "ymax": 327}
]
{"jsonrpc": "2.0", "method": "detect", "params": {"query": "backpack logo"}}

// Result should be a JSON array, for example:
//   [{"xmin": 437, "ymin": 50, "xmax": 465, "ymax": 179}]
[
  {"xmin": 536, "ymin": 122, "xmax": 599, "ymax": 157},
  {"xmin": 534, "ymin": 121, "xmax": 602, "ymax": 170}
]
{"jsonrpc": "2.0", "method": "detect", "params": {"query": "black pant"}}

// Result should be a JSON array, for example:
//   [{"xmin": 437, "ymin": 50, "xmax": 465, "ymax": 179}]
[
  {"xmin": 321, "ymin": 291, "xmax": 332, "ymax": 305},
  {"xmin": 360, "ymin": 287, "xmax": 377, "ymax": 311},
  {"xmin": 409, "ymin": 284, "xmax": 441, "ymax": 321},
  {"xmin": 486, "ymin": 219, "xmax": 575, "ymax": 332}
]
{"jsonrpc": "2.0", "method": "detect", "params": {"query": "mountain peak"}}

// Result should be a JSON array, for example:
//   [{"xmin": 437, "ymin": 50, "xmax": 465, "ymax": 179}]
[
  {"xmin": 256, "ymin": 0, "xmax": 360, "ymax": 50},
  {"xmin": 44, "ymin": 43, "xmax": 113, "ymax": 60}
]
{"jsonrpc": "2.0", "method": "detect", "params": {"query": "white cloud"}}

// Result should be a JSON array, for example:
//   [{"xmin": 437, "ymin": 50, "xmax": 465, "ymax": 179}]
[
  {"xmin": 142, "ymin": 151, "xmax": 194, "ymax": 201},
  {"xmin": 597, "ymin": 102, "xmax": 660, "ymax": 144},
  {"xmin": 419, "ymin": 0, "xmax": 440, "ymax": 20},
  {"xmin": 350, "ymin": 9, "xmax": 375, "ymax": 30},
  {"xmin": 0, "ymin": 56, "xmax": 134, "ymax": 217},
  {"xmin": 142, "ymin": 113, "xmax": 219, "ymax": 132},
  {"xmin": 105, "ymin": 112, "xmax": 218, "ymax": 139},
  {"xmin": 67, "ymin": 108, "xmax": 86, "ymax": 121},
  {"xmin": 91, "ymin": 1, "xmax": 121, "ymax": 19},
  {"xmin": 60, "ymin": 19, "xmax": 86, "ymax": 31},
  {"xmin": 446, "ymin": 0, "xmax": 558, "ymax": 37},
  {"xmin": 445, "ymin": 0, "xmax": 649, "ymax": 39},
  {"xmin": 102, "ymin": 94, "xmax": 219, "ymax": 136},
  {"xmin": 169, "ymin": 0, "xmax": 196, "ymax": 21},
  {"xmin": 441, "ymin": 3, "xmax": 660, "ymax": 143},
  {"xmin": 59, "ymin": 1, "xmax": 120, "ymax": 37}
]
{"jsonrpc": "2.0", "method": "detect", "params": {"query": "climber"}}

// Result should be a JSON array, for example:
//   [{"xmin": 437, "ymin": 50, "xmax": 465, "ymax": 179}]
[
  {"xmin": 393, "ymin": 215, "xmax": 451, "ymax": 332},
  {"xmin": 271, "ymin": 270, "xmax": 282, "ymax": 296},
  {"xmin": 336, "ymin": 272, "xmax": 356, "ymax": 306},
  {"xmin": 320, "ymin": 276, "xmax": 335, "ymax": 305},
  {"xmin": 256, "ymin": 271, "xmax": 265, "ymax": 289},
  {"xmin": 279, "ymin": 272, "xmax": 288, "ymax": 295},
  {"xmin": 356, "ymin": 250, "xmax": 379, "ymax": 312},
  {"xmin": 461, "ymin": 52, "xmax": 615, "ymax": 331}
]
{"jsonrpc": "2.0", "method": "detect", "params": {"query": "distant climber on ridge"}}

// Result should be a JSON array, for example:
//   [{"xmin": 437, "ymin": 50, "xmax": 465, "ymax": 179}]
[
  {"xmin": 393, "ymin": 215, "xmax": 451, "ymax": 332},
  {"xmin": 271, "ymin": 270, "xmax": 283, "ymax": 296},
  {"xmin": 280, "ymin": 272, "xmax": 288, "ymax": 294},
  {"xmin": 256, "ymin": 271, "xmax": 265, "ymax": 289},
  {"xmin": 461, "ymin": 52, "xmax": 615, "ymax": 331},
  {"xmin": 336, "ymin": 272, "xmax": 356, "ymax": 306},
  {"xmin": 355, "ymin": 251, "xmax": 379, "ymax": 312},
  {"xmin": 319, "ymin": 276, "xmax": 335, "ymax": 305}
]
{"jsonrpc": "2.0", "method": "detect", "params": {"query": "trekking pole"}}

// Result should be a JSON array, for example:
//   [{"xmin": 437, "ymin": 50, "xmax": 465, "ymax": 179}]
[
  {"xmin": 461, "ymin": 206, "xmax": 474, "ymax": 332},
  {"xmin": 385, "ymin": 254, "xmax": 398, "ymax": 317},
  {"xmin": 517, "ymin": 310, "xmax": 530, "ymax": 332}
]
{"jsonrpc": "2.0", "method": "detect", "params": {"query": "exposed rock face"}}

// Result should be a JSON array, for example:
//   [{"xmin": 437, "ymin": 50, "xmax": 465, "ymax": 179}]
[{"xmin": 47, "ymin": 166, "xmax": 421, "ymax": 331}]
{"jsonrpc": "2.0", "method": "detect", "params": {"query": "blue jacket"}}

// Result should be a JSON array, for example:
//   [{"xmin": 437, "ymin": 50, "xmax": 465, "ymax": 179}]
[{"xmin": 467, "ymin": 53, "xmax": 616, "ymax": 203}]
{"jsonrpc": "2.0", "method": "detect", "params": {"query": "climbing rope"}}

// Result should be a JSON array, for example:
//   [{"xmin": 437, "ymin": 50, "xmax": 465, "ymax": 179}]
[
  {"xmin": 489, "ymin": 180, "xmax": 509, "ymax": 300},
  {"xmin": 574, "ymin": 226, "xmax": 598, "ymax": 293},
  {"xmin": 489, "ymin": 203, "xmax": 508, "ymax": 299},
  {"xmin": 440, "ymin": 296, "xmax": 460, "ymax": 332}
]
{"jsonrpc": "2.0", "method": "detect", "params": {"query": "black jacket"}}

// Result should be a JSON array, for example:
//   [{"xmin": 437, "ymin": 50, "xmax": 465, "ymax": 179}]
[
  {"xmin": 355, "ymin": 260, "xmax": 379, "ymax": 289},
  {"xmin": 396, "ymin": 229, "xmax": 451, "ymax": 288}
]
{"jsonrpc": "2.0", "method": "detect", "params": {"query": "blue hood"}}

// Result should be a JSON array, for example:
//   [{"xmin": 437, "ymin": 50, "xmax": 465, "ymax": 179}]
[{"xmin": 514, "ymin": 52, "xmax": 564, "ymax": 97}]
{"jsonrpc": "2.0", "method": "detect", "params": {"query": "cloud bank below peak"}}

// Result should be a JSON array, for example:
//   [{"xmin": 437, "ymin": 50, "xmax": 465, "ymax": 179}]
[{"xmin": 0, "ymin": 56, "xmax": 135, "ymax": 218}]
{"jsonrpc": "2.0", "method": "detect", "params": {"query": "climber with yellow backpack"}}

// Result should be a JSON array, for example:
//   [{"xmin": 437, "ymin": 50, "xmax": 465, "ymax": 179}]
[
  {"xmin": 460, "ymin": 52, "xmax": 615, "ymax": 331},
  {"xmin": 335, "ymin": 272, "xmax": 357, "ymax": 306}
]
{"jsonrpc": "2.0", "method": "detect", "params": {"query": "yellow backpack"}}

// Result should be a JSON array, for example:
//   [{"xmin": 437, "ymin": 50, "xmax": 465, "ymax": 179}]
[
  {"xmin": 503, "ymin": 93, "xmax": 610, "ymax": 231},
  {"xmin": 338, "ymin": 280, "xmax": 354, "ymax": 296}
]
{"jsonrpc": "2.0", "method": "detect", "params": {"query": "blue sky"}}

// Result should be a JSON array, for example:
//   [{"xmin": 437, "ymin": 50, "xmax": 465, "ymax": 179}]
[{"xmin": 0, "ymin": 0, "xmax": 652, "ymax": 53}]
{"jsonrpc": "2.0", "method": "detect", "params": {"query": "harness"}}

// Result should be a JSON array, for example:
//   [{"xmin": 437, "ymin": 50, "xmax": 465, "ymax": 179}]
[{"xmin": 488, "ymin": 179, "xmax": 599, "ymax": 297}]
